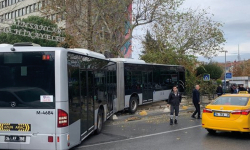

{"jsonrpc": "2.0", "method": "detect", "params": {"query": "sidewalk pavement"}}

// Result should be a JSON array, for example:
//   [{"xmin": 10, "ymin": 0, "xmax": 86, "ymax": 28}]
[{"xmin": 113, "ymin": 96, "xmax": 214, "ymax": 121}]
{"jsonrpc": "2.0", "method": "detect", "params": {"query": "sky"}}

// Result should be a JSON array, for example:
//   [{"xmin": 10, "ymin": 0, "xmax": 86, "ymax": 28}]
[{"xmin": 132, "ymin": 0, "xmax": 250, "ymax": 62}]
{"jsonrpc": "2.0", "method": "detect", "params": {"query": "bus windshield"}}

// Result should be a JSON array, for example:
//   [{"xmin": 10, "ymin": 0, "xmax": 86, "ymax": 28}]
[{"xmin": 0, "ymin": 52, "xmax": 55, "ymax": 109}]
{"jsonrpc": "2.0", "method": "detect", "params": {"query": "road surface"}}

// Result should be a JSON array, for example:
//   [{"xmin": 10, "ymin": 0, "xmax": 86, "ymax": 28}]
[{"xmin": 73, "ymin": 112, "xmax": 250, "ymax": 150}]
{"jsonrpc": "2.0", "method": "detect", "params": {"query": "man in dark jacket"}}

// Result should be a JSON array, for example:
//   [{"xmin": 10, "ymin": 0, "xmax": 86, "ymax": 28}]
[
  {"xmin": 191, "ymin": 85, "xmax": 201, "ymax": 119},
  {"xmin": 239, "ymin": 85, "xmax": 246, "ymax": 91},
  {"xmin": 167, "ymin": 86, "xmax": 182, "ymax": 125},
  {"xmin": 216, "ymin": 85, "xmax": 223, "ymax": 97}
]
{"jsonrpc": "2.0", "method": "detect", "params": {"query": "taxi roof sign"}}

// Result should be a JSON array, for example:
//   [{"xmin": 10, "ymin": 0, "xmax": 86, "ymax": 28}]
[{"xmin": 238, "ymin": 91, "xmax": 249, "ymax": 94}]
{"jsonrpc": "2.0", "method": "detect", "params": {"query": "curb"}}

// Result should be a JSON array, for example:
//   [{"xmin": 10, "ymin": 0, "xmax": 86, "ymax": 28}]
[{"xmin": 113, "ymin": 105, "xmax": 206, "ymax": 121}]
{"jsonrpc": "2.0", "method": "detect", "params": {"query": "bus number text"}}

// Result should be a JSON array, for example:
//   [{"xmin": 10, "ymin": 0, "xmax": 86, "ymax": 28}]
[{"xmin": 36, "ymin": 111, "xmax": 54, "ymax": 115}]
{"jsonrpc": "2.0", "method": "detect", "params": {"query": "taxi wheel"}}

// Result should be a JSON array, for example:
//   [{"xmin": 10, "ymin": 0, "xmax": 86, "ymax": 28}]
[{"xmin": 207, "ymin": 129, "xmax": 216, "ymax": 134}]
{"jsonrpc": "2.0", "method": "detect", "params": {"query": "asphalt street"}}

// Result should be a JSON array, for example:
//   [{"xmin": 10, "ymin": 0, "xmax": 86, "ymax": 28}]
[{"xmin": 73, "ymin": 112, "xmax": 250, "ymax": 150}]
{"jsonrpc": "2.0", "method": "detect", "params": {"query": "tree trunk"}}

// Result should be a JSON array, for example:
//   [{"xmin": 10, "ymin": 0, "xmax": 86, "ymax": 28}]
[{"xmin": 87, "ymin": 0, "xmax": 93, "ymax": 50}]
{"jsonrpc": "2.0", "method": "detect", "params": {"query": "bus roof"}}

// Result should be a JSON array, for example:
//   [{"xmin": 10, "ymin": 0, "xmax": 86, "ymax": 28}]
[
  {"xmin": 109, "ymin": 58, "xmax": 146, "ymax": 64},
  {"xmin": 109, "ymin": 58, "xmax": 183, "ymax": 67},
  {"xmin": 0, "ymin": 44, "xmax": 13, "ymax": 48},
  {"xmin": 69, "ymin": 48, "xmax": 105, "ymax": 59},
  {"xmin": 0, "ymin": 44, "xmax": 183, "ymax": 67},
  {"xmin": 0, "ymin": 44, "xmax": 106, "ymax": 59}
]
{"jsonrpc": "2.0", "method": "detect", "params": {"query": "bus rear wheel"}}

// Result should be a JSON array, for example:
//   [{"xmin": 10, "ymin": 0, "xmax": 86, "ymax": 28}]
[
  {"xmin": 129, "ymin": 96, "xmax": 138, "ymax": 114},
  {"xmin": 95, "ymin": 109, "xmax": 103, "ymax": 135}
]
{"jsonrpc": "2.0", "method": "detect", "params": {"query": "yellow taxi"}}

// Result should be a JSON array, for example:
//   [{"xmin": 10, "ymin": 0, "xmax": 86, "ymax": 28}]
[{"xmin": 202, "ymin": 93, "xmax": 250, "ymax": 134}]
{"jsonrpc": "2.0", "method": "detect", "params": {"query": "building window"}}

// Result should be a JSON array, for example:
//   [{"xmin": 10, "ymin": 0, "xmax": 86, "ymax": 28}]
[
  {"xmin": 26, "ymin": 6, "xmax": 29, "ymax": 14},
  {"xmin": 33, "ymin": 3, "xmax": 37, "ymax": 12},
  {"xmin": 8, "ymin": 13, "xmax": 11, "ymax": 19},
  {"xmin": 42, "ymin": 0, "xmax": 45, "ymax": 7},
  {"xmin": 19, "ymin": 9, "xmax": 22, "ymax": 16},
  {"xmin": 56, "ymin": 14, "xmax": 61, "ymax": 22},
  {"xmin": 61, "ymin": 13, "xmax": 65, "ymax": 20},
  {"xmin": 12, "ymin": 11, "xmax": 15, "ymax": 19},
  {"xmin": 56, "ymin": 14, "xmax": 60, "ymax": 22},
  {"xmin": 8, "ymin": 0, "xmax": 11, "ymax": 6},
  {"xmin": 38, "ymin": 2, "xmax": 42, "ymax": 10},
  {"xmin": 22, "ymin": 8, "xmax": 25, "ymax": 15},
  {"xmin": 29, "ymin": 5, "xmax": 31, "ymax": 13},
  {"xmin": 51, "ymin": 14, "xmax": 55, "ymax": 21},
  {"xmin": 15, "ymin": 10, "xmax": 18, "ymax": 17}
]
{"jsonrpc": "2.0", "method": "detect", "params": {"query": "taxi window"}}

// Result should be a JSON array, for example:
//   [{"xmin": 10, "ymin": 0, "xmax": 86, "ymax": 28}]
[{"xmin": 212, "ymin": 97, "xmax": 249, "ymax": 106}]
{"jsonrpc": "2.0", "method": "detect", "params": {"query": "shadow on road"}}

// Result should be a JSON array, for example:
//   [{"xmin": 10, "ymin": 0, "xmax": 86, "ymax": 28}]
[{"xmin": 206, "ymin": 131, "xmax": 250, "ymax": 140}]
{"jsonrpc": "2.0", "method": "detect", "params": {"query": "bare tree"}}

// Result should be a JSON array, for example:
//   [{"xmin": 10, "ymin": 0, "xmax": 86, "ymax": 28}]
[{"xmin": 41, "ymin": 0, "xmax": 182, "ymax": 57}]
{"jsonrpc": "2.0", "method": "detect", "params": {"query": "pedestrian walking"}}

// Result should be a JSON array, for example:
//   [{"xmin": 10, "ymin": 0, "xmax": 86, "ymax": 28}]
[
  {"xmin": 167, "ymin": 86, "xmax": 182, "ymax": 125},
  {"xmin": 230, "ymin": 85, "xmax": 235, "ymax": 94},
  {"xmin": 236, "ymin": 86, "xmax": 239, "ymax": 93},
  {"xmin": 239, "ymin": 85, "xmax": 246, "ymax": 91},
  {"xmin": 246, "ymin": 86, "xmax": 250, "ymax": 93},
  {"xmin": 216, "ymin": 85, "xmax": 223, "ymax": 97},
  {"xmin": 191, "ymin": 85, "xmax": 201, "ymax": 119}
]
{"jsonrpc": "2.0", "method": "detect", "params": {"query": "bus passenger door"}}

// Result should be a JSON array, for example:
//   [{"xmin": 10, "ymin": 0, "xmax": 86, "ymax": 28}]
[
  {"xmin": 142, "ymin": 72, "xmax": 153, "ymax": 103},
  {"xmin": 80, "ymin": 70, "xmax": 95, "ymax": 137},
  {"xmin": 107, "ymin": 71, "xmax": 113, "ymax": 113},
  {"xmin": 80, "ymin": 70, "xmax": 88, "ymax": 136},
  {"xmin": 87, "ymin": 71, "xmax": 95, "ymax": 131}
]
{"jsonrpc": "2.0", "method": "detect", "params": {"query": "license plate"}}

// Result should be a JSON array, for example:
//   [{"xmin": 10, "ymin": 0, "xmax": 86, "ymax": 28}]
[
  {"xmin": 214, "ymin": 112, "xmax": 230, "ymax": 117},
  {"xmin": 5, "ymin": 136, "xmax": 26, "ymax": 142}
]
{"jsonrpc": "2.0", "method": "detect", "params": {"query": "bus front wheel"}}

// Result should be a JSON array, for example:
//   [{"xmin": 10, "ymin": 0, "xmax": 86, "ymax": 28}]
[
  {"xmin": 129, "ymin": 96, "xmax": 138, "ymax": 114},
  {"xmin": 95, "ymin": 109, "xmax": 103, "ymax": 135}
]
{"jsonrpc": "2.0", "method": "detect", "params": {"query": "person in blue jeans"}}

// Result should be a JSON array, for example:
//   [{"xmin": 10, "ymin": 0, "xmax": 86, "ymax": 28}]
[{"xmin": 167, "ymin": 86, "xmax": 182, "ymax": 125}]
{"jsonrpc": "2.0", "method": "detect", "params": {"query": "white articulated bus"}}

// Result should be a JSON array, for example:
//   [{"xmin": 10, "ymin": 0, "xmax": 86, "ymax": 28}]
[
  {"xmin": 0, "ymin": 43, "xmax": 185, "ymax": 150},
  {"xmin": 111, "ymin": 58, "xmax": 185, "ymax": 113},
  {"xmin": 0, "ymin": 44, "xmax": 117, "ymax": 150}
]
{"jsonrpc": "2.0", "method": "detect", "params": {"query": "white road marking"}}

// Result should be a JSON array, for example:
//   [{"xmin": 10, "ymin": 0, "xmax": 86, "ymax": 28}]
[{"xmin": 77, "ymin": 125, "xmax": 202, "ymax": 148}]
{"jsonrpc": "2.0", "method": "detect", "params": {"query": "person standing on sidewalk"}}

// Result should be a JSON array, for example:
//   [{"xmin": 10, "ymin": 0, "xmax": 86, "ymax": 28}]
[
  {"xmin": 216, "ymin": 85, "xmax": 223, "ymax": 97},
  {"xmin": 167, "ymin": 86, "xmax": 182, "ymax": 125},
  {"xmin": 191, "ymin": 85, "xmax": 201, "ymax": 119}
]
